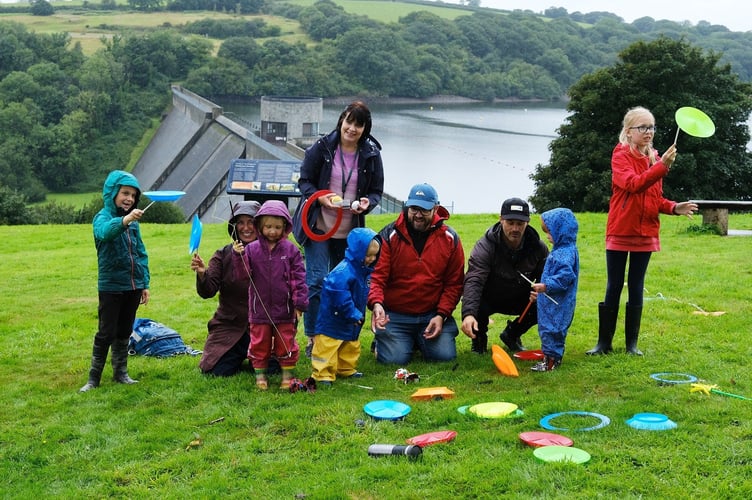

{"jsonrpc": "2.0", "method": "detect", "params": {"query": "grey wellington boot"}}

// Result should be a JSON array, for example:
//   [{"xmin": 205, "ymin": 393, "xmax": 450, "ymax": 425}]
[
  {"xmin": 625, "ymin": 303, "xmax": 643, "ymax": 356},
  {"xmin": 111, "ymin": 338, "xmax": 138, "ymax": 384},
  {"xmin": 79, "ymin": 338, "xmax": 108, "ymax": 392}
]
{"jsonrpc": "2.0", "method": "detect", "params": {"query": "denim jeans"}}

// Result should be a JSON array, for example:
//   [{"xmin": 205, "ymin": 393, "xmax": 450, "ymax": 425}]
[
  {"xmin": 374, "ymin": 310, "xmax": 458, "ymax": 365},
  {"xmin": 303, "ymin": 238, "xmax": 347, "ymax": 337}
]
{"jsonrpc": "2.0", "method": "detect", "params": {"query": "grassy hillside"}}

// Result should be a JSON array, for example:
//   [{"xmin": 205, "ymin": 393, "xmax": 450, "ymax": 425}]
[
  {"xmin": 0, "ymin": 0, "xmax": 472, "ymax": 55},
  {"xmin": 1, "ymin": 212, "xmax": 751, "ymax": 498}
]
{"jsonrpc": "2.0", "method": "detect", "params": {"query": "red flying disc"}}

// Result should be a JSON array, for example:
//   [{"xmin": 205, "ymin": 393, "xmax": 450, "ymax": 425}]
[
  {"xmin": 519, "ymin": 431, "xmax": 574, "ymax": 448},
  {"xmin": 514, "ymin": 349, "xmax": 544, "ymax": 361},
  {"xmin": 406, "ymin": 430, "xmax": 457, "ymax": 447}
]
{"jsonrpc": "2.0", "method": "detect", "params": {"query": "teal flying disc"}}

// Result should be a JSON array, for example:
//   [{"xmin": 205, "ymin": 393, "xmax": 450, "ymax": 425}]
[{"xmin": 189, "ymin": 214, "xmax": 202, "ymax": 254}]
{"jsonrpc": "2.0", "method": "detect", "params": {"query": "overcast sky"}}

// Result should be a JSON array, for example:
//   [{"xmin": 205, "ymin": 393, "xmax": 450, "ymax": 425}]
[{"xmin": 477, "ymin": 1, "xmax": 750, "ymax": 33}]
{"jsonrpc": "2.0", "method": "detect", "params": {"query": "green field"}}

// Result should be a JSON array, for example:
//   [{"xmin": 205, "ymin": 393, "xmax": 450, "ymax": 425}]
[{"xmin": 1, "ymin": 212, "xmax": 751, "ymax": 498}]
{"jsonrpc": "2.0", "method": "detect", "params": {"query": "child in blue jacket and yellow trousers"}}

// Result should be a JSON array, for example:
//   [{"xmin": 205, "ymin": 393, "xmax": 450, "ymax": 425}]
[{"xmin": 311, "ymin": 228, "xmax": 381, "ymax": 386}]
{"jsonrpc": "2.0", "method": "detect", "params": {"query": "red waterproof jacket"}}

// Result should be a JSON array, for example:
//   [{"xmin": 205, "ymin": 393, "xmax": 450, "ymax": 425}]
[
  {"xmin": 368, "ymin": 206, "xmax": 464, "ymax": 318},
  {"xmin": 607, "ymin": 143, "xmax": 677, "ymax": 239}
]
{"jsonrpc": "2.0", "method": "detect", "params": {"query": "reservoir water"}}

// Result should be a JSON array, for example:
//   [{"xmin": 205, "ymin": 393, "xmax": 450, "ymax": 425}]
[{"xmin": 222, "ymin": 101, "xmax": 565, "ymax": 214}]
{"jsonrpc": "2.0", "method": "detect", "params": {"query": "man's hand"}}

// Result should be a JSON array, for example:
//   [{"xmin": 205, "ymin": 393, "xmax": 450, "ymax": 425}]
[{"xmin": 461, "ymin": 315, "xmax": 477, "ymax": 339}]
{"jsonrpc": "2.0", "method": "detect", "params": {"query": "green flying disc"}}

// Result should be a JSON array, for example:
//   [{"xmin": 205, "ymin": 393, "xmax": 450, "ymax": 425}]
[
  {"xmin": 675, "ymin": 107, "xmax": 715, "ymax": 138},
  {"xmin": 533, "ymin": 445, "xmax": 591, "ymax": 464}
]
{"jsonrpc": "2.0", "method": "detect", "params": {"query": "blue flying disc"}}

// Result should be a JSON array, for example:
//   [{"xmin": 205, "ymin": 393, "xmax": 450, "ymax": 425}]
[
  {"xmin": 650, "ymin": 373, "xmax": 698, "ymax": 384},
  {"xmin": 189, "ymin": 214, "xmax": 202, "ymax": 254},
  {"xmin": 539, "ymin": 411, "xmax": 610, "ymax": 432},
  {"xmin": 364, "ymin": 400, "xmax": 411, "ymax": 421},
  {"xmin": 143, "ymin": 190, "xmax": 186, "ymax": 202},
  {"xmin": 626, "ymin": 413, "xmax": 677, "ymax": 431}
]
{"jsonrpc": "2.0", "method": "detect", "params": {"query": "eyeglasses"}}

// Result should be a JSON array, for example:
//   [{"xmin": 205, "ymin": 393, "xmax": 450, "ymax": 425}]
[
  {"xmin": 407, "ymin": 206, "xmax": 433, "ymax": 216},
  {"xmin": 629, "ymin": 125, "xmax": 657, "ymax": 134}
]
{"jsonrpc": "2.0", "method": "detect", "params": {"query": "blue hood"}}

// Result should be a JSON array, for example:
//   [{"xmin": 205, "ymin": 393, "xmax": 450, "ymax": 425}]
[
  {"xmin": 345, "ymin": 227, "xmax": 379, "ymax": 267},
  {"xmin": 541, "ymin": 208, "xmax": 578, "ymax": 248}
]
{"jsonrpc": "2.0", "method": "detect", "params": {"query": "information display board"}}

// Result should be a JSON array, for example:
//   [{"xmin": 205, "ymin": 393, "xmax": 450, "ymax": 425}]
[{"xmin": 226, "ymin": 159, "xmax": 302, "ymax": 198}]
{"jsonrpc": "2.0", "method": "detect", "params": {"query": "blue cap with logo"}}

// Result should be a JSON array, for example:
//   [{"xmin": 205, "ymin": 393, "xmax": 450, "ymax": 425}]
[{"xmin": 406, "ymin": 183, "xmax": 439, "ymax": 210}]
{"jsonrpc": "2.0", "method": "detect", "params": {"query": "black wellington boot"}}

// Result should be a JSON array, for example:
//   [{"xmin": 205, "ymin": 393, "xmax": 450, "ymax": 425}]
[
  {"xmin": 499, "ymin": 320, "xmax": 526, "ymax": 352},
  {"xmin": 625, "ymin": 303, "xmax": 643, "ymax": 356},
  {"xmin": 586, "ymin": 302, "xmax": 618, "ymax": 355},
  {"xmin": 79, "ymin": 337, "xmax": 109, "ymax": 393},
  {"xmin": 111, "ymin": 338, "xmax": 138, "ymax": 384},
  {"xmin": 471, "ymin": 331, "xmax": 488, "ymax": 354}
]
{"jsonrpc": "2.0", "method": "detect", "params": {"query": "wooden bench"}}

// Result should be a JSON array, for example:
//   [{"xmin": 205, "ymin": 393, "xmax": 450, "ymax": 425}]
[{"xmin": 690, "ymin": 200, "xmax": 752, "ymax": 235}]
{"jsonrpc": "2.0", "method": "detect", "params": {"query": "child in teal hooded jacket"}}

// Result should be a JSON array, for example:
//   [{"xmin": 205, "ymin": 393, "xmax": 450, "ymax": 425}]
[
  {"xmin": 80, "ymin": 170, "xmax": 149, "ymax": 392},
  {"xmin": 530, "ymin": 208, "xmax": 579, "ymax": 372}
]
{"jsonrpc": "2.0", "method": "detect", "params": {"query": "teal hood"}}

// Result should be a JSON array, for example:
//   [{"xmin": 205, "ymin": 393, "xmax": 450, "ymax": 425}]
[{"xmin": 103, "ymin": 170, "xmax": 142, "ymax": 216}]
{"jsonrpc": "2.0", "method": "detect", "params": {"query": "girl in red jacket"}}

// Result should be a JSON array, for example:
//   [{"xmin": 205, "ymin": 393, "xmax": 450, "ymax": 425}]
[{"xmin": 587, "ymin": 106, "xmax": 697, "ymax": 356}]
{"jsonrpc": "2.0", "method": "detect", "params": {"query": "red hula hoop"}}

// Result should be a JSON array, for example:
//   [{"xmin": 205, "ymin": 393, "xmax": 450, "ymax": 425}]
[{"xmin": 302, "ymin": 190, "xmax": 344, "ymax": 242}]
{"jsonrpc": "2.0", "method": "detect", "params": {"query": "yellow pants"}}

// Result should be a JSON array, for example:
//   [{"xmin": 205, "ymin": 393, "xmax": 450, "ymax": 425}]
[{"xmin": 311, "ymin": 334, "xmax": 361, "ymax": 382}]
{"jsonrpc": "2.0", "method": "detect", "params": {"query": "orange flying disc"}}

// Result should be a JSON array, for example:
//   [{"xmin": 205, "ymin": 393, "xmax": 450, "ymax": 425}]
[{"xmin": 491, "ymin": 345, "xmax": 519, "ymax": 377}]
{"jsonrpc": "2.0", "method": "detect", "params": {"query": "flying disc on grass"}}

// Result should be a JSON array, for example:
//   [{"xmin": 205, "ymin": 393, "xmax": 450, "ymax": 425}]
[
  {"xmin": 410, "ymin": 387, "xmax": 455, "ymax": 401},
  {"xmin": 533, "ymin": 445, "xmax": 590, "ymax": 464},
  {"xmin": 189, "ymin": 214, "xmax": 202, "ymax": 254},
  {"xmin": 468, "ymin": 402, "xmax": 518, "ymax": 418},
  {"xmin": 519, "ymin": 431, "xmax": 574, "ymax": 448},
  {"xmin": 626, "ymin": 413, "xmax": 677, "ymax": 431},
  {"xmin": 514, "ymin": 349, "xmax": 544, "ymax": 361},
  {"xmin": 491, "ymin": 345, "xmax": 519, "ymax": 377},
  {"xmin": 364, "ymin": 400, "xmax": 411, "ymax": 421},
  {"xmin": 406, "ymin": 430, "xmax": 457, "ymax": 447}
]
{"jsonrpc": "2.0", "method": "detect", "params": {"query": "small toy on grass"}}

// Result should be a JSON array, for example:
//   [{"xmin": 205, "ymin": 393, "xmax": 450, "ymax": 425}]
[
  {"xmin": 394, "ymin": 368, "xmax": 420, "ymax": 384},
  {"xmin": 690, "ymin": 383, "xmax": 751, "ymax": 401}
]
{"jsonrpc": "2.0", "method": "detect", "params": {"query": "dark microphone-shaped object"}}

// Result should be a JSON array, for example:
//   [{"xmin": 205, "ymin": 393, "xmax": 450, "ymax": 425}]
[{"xmin": 368, "ymin": 444, "xmax": 422, "ymax": 458}]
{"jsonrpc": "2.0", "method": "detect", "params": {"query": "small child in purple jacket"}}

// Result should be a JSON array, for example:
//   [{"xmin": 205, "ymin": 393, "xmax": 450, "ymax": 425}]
[{"xmin": 234, "ymin": 200, "xmax": 308, "ymax": 390}]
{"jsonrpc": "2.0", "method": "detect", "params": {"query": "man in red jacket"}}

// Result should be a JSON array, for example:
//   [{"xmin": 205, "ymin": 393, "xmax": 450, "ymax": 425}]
[{"xmin": 368, "ymin": 183, "xmax": 466, "ymax": 364}]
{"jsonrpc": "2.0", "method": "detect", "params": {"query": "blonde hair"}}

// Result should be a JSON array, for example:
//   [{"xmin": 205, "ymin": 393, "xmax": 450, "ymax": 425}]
[{"xmin": 619, "ymin": 106, "xmax": 657, "ymax": 164}]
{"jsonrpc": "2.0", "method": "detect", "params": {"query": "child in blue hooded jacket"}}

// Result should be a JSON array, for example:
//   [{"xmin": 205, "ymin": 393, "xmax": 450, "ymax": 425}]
[
  {"xmin": 311, "ymin": 228, "xmax": 380, "ymax": 386},
  {"xmin": 530, "ymin": 208, "xmax": 579, "ymax": 372}
]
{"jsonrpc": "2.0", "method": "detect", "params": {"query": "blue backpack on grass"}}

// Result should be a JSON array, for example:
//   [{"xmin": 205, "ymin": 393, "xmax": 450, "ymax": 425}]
[{"xmin": 129, "ymin": 318, "xmax": 202, "ymax": 357}]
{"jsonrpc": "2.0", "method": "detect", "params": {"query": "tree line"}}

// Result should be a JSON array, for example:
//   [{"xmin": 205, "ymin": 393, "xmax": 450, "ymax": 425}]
[{"xmin": 1, "ymin": 1, "xmax": 751, "ymax": 222}]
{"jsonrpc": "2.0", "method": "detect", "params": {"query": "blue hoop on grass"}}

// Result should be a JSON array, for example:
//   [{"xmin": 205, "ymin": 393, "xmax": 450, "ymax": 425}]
[{"xmin": 539, "ymin": 411, "xmax": 610, "ymax": 432}]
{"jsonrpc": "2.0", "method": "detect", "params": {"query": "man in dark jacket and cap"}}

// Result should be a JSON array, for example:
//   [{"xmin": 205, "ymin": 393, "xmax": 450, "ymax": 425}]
[{"xmin": 461, "ymin": 197, "xmax": 549, "ymax": 353}]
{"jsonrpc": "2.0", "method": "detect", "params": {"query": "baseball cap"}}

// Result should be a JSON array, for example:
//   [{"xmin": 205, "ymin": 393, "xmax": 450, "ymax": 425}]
[
  {"xmin": 406, "ymin": 183, "xmax": 439, "ymax": 210},
  {"xmin": 500, "ymin": 197, "xmax": 530, "ymax": 222}
]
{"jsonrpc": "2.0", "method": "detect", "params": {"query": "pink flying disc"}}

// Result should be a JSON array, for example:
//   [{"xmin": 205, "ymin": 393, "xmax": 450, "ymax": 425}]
[
  {"xmin": 514, "ymin": 349, "xmax": 544, "ymax": 361},
  {"xmin": 519, "ymin": 431, "xmax": 574, "ymax": 448},
  {"xmin": 406, "ymin": 430, "xmax": 457, "ymax": 447}
]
